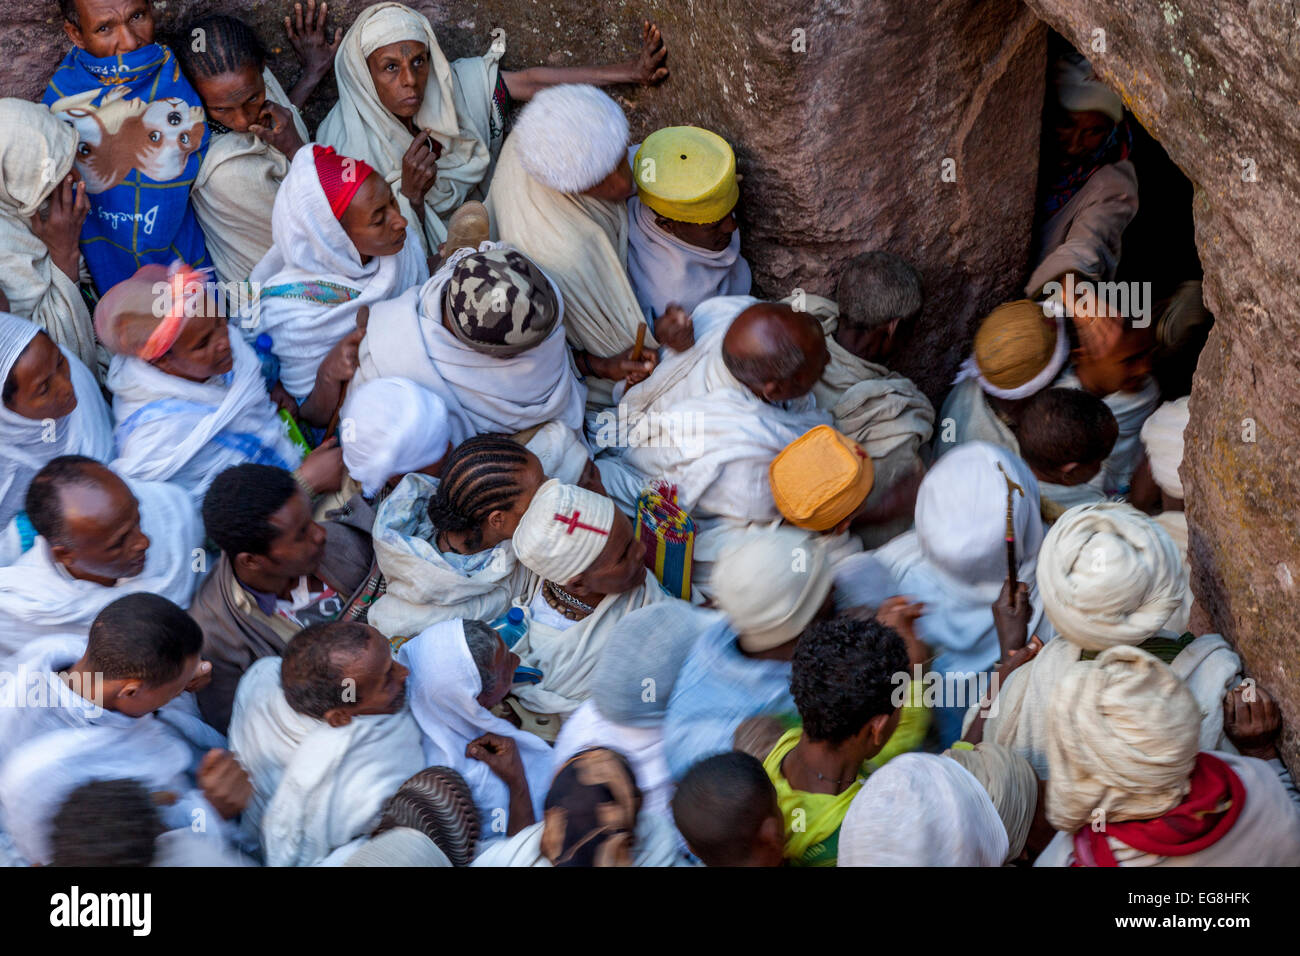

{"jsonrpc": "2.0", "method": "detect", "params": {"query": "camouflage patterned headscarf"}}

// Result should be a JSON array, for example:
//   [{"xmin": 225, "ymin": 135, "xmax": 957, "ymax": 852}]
[{"xmin": 442, "ymin": 247, "xmax": 559, "ymax": 354}]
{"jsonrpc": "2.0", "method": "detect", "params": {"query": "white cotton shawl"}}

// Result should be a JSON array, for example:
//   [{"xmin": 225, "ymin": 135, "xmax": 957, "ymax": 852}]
[
  {"xmin": 511, "ymin": 570, "xmax": 675, "ymax": 716},
  {"xmin": 626, "ymin": 193, "xmax": 751, "ymax": 319},
  {"xmin": 795, "ymin": 293, "xmax": 935, "ymax": 459},
  {"xmin": 471, "ymin": 809, "xmax": 686, "ymax": 867},
  {"xmin": 352, "ymin": 243, "xmax": 586, "ymax": 435},
  {"xmin": 838, "ymin": 753, "xmax": 1009, "ymax": 867},
  {"xmin": 873, "ymin": 442, "xmax": 1051, "ymax": 677},
  {"xmin": 612, "ymin": 295, "xmax": 831, "ymax": 522},
  {"xmin": 397, "ymin": 620, "xmax": 553, "ymax": 833},
  {"xmin": 108, "ymin": 327, "xmax": 302, "ymax": 502},
  {"xmin": 368, "ymin": 473, "xmax": 529, "ymax": 638},
  {"xmin": 487, "ymin": 133, "xmax": 655, "ymax": 407},
  {"xmin": 0, "ymin": 314, "xmax": 114, "ymax": 528},
  {"xmin": 0, "ymin": 478, "xmax": 203, "ymax": 658},
  {"xmin": 0, "ymin": 100, "xmax": 98, "ymax": 371},
  {"xmin": 227, "ymin": 656, "xmax": 425, "ymax": 867},
  {"xmin": 1140, "ymin": 396, "xmax": 1190, "ymax": 500},
  {"xmin": 192, "ymin": 70, "xmax": 310, "ymax": 283},
  {"xmin": 316, "ymin": 2, "xmax": 502, "ymax": 253},
  {"xmin": 247, "ymin": 142, "xmax": 429, "ymax": 399},
  {"xmin": 340, "ymin": 377, "xmax": 455, "ymax": 497}
]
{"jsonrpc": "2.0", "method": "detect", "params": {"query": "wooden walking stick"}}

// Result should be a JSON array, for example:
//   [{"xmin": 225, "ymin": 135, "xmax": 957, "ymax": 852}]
[
  {"xmin": 995, "ymin": 462, "xmax": 1026, "ymax": 591},
  {"xmin": 631, "ymin": 321, "xmax": 648, "ymax": 362}
]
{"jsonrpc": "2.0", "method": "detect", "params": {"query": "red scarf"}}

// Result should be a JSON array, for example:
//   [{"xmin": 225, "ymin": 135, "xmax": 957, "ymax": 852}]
[{"xmin": 1071, "ymin": 753, "xmax": 1246, "ymax": 867}]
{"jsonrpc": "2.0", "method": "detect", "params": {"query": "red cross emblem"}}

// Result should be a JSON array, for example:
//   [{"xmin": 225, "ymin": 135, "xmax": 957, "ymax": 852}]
[{"xmin": 553, "ymin": 510, "xmax": 609, "ymax": 535}]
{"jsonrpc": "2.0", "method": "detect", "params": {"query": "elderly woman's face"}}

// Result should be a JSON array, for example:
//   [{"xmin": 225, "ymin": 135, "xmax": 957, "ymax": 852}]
[
  {"xmin": 340, "ymin": 171, "xmax": 410, "ymax": 260},
  {"xmin": 1053, "ymin": 109, "xmax": 1113, "ymax": 161},
  {"xmin": 193, "ymin": 62, "xmax": 267, "ymax": 134},
  {"xmin": 4, "ymin": 333, "xmax": 77, "ymax": 421},
  {"xmin": 366, "ymin": 41, "xmax": 430, "ymax": 120},
  {"xmin": 156, "ymin": 308, "xmax": 233, "ymax": 382}
]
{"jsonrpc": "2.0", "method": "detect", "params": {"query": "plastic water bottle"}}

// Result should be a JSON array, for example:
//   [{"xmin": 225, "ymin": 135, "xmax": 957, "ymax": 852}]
[
  {"xmin": 253, "ymin": 333, "xmax": 279, "ymax": 387},
  {"xmin": 490, "ymin": 606, "xmax": 528, "ymax": 649}
]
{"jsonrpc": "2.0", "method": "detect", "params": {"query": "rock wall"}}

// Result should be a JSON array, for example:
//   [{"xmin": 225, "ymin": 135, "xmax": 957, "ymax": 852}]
[
  {"xmin": 1, "ymin": 0, "xmax": 1046, "ymax": 398},
  {"xmin": 1024, "ymin": 0, "xmax": 1300, "ymax": 771}
]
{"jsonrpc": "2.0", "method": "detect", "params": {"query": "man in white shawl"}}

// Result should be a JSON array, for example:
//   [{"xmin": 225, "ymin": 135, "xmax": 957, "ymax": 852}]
[
  {"xmin": 180, "ymin": 10, "xmax": 324, "ymax": 283},
  {"xmin": 0, "ymin": 594, "xmax": 250, "ymax": 865},
  {"xmin": 228, "ymin": 621, "xmax": 425, "ymax": 866},
  {"xmin": 472, "ymin": 746, "xmax": 687, "ymax": 867},
  {"xmin": 626, "ymin": 126, "xmax": 751, "ymax": 320},
  {"xmin": 247, "ymin": 142, "xmax": 428, "ymax": 415},
  {"xmin": 1035, "ymin": 648, "xmax": 1300, "ymax": 867},
  {"xmin": 552, "ymin": 601, "xmax": 707, "ymax": 820},
  {"xmin": 488, "ymin": 85, "xmax": 689, "ymax": 407},
  {"xmin": 97, "ymin": 263, "xmax": 325, "ymax": 505},
  {"xmin": 0, "ymin": 458, "xmax": 202, "ymax": 658},
  {"xmin": 606, "ymin": 295, "xmax": 831, "ymax": 524},
  {"xmin": 321, "ymin": 4, "xmax": 669, "ymax": 256},
  {"xmin": 0, "ymin": 313, "xmax": 112, "ymax": 559},
  {"xmin": 971, "ymin": 502, "xmax": 1241, "ymax": 779},
  {"xmin": 0, "ymin": 99, "xmax": 98, "ymax": 372},
  {"xmin": 399, "ymin": 619, "xmax": 553, "ymax": 839},
  {"xmin": 837, "ymin": 752, "xmax": 1009, "ymax": 866},
  {"xmin": 874, "ymin": 442, "xmax": 1053, "ymax": 746},
  {"xmin": 509, "ymin": 479, "xmax": 675, "ymax": 717},
  {"xmin": 352, "ymin": 243, "xmax": 586, "ymax": 436}
]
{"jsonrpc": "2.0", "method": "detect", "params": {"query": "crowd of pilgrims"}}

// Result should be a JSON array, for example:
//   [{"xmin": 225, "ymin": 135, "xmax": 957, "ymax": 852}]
[{"xmin": 0, "ymin": 0, "xmax": 1295, "ymax": 868}]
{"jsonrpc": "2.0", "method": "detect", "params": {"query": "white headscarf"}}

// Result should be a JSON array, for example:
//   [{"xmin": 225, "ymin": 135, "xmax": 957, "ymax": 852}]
[
  {"xmin": 710, "ymin": 525, "xmax": 832, "ymax": 652},
  {"xmin": 107, "ymin": 328, "xmax": 302, "ymax": 503},
  {"xmin": 513, "ymin": 479, "xmax": 615, "ymax": 583},
  {"xmin": 873, "ymin": 441, "xmax": 1049, "ymax": 675},
  {"xmin": 838, "ymin": 752, "xmax": 1009, "ymax": 866},
  {"xmin": 1045, "ymin": 644, "xmax": 1201, "ymax": 833},
  {"xmin": 316, "ymin": 2, "xmax": 499, "ymax": 252},
  {"xmin": 1140, "ymin": 397, "xmax": 1189, "ymax": 500},
  {"xmin": 1036, "ymin": 502, "xmax": 1190, "ymax": 651},
  {"xmin": 0, "ymin": 313, "xmax": 114, "ymax": 528},
  {"xmin": 943, "ymin": 742, "xmax": 1038, "ymax": 862},
  {"xmin": 340, "ymin": 377, "xmax": 454, "ymax": 496},
  {"xmin": 397, "ymin": 620, "xmax": 553, "ymax": 833},
  {"xmin": 0, "ymin": 100, "xmax": 98, "ymax": 371},
  {"xmin": 247, "ymin": 143, "xmax": 429, "ymax": 399}
]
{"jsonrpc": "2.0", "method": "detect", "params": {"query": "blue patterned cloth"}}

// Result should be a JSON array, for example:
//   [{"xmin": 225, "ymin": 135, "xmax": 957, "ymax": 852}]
[{"xmin": 43, "ymin": 43, "xmax": 209, "ymax": 293}]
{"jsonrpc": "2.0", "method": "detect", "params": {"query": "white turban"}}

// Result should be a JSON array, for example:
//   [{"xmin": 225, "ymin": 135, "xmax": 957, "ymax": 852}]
[
  {"xmin": 1054, "ymin": 52, "xmax": 1124, "ymax": 124},
  {"xmin": 1036, "ymin": 502, "xmax": 1190, "ymax": 651},
  {"xmin": 915, "ymin": 442, "xmax": 1043, "ymax": 596},
  {"xmin": 525, "ymin": 421, "xmax": 589, "ymax": 485},
  {"xmin": 513, "ymin": 478, "xmax": 615, "ymax": 583},
  {"xmin": 340, "ymin": 377, "xmax": 453, "ymax": 497},
  {"xmin": 710, "ymin": 526, "xmax": 831, "ymax": 652},
  {"xmin": 512, "ymin": 85, "xmax": 629, "ymax": 193},
  {"xmin": 839, "ymin": 753, "xmax": 1009, "ymax": 866},
  {"xmin": 358, "ymin": 3, "xmax": 429, "ymax": 58},
  {"xmin": 1140, "ymin": 397, "xmax": 1189, "ymax": 500},
  {"xmin": 1045, "ymin": 644, "xmax": 1201, "ymax": 833},
  {"xmin": 943, "ymin": 742, "xmax": 1038, "ymax": 862}
]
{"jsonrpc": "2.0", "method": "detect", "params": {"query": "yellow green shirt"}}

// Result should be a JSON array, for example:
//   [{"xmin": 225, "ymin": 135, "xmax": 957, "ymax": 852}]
[{"xmin": 763, "ymin": 685, "xmax": 929, "ymax": 866}]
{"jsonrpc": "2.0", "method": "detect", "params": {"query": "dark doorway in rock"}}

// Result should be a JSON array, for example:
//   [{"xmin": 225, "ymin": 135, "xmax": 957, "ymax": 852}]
[{"xmin": 1034, "ymin": 31, "xmax": 1212, "ymax": 400}]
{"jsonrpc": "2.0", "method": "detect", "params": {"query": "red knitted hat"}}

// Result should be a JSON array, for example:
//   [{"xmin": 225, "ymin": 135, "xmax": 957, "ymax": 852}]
[{"xmin": 313, "ymin": 145, "xmax": 376, "ymax": 220}]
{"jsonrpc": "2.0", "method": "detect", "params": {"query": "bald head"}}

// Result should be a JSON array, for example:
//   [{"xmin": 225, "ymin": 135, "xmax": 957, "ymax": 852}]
[{"xmin": 723, "ymin": 303, "xmax": 829, "ymax": 403}]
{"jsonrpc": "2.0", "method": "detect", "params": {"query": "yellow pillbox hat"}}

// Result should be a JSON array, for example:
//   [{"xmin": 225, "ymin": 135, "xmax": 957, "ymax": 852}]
[
  {"xmin": 769, "ymin": 425, "xmax": 875, "ymax": 532},
  {"xmin": 633, "ymin": 126, "xmax": 740, "ymax": 225}
]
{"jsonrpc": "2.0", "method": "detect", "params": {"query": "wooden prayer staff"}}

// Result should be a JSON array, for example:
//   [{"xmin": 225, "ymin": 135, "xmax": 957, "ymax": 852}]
[
  {"xmin": 995, "ymin": 462, "xmax": 1025, "ymax": 591},
  {"xmin": 631, "ymin": 322, "xmax": 648, "ymax": 362}
]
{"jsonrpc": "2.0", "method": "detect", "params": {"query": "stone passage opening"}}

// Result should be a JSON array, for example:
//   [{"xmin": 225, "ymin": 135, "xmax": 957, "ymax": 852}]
[{"xmin": 1037, "ymin": 30, "xmax": 1212, "ymax": 400}]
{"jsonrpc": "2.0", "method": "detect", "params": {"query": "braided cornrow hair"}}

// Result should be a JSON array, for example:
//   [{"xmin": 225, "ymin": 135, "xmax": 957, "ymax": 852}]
[
  {"xmin": 174, "ymin": 14, "xmax": 267, "ymax": 84},
  {"xmin": 428, "ymin": 434, "xmax": 531, "ymax": 552}
]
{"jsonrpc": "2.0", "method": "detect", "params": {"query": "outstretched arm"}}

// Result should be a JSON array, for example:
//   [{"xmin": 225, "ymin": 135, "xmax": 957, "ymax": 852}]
[
  {"xmin": 285, "ymin": 0, "xmax": 342, "ymax": 111},
  {"xmin": 502, "ymin": 20, "xmax": 668, "ymax": 102}
]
